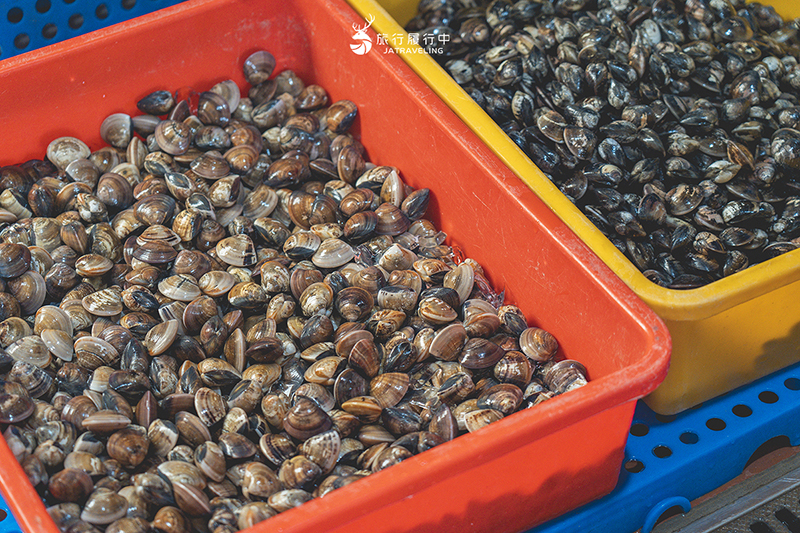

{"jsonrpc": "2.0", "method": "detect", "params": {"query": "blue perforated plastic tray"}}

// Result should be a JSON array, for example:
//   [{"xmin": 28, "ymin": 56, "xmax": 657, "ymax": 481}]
[
  {"xmin": 533, "ymin": 359, "xmax": 800, "ymax": 533},
  {"xmin": 0, "ymin": 0, "xmax": 185, "ymax": 60},
  {"xmin": 0, "ymin": 493, "xmax": 18, "ymax": 533}
]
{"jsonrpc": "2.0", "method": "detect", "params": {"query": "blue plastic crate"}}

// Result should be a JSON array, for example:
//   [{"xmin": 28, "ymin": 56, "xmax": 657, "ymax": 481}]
[
  {"xmin": 533, "ymin": 360, "xmax": 800, "ymax": 533},
  {"xmin": 0, "ymin": 0, "xmax": 186, "ymax": 60}
]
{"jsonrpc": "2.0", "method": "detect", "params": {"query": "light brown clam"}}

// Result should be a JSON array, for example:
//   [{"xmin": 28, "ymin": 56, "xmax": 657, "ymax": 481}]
[{"xmin": 81, "ymin": 286, "xmax": 123, "ymax": 317}]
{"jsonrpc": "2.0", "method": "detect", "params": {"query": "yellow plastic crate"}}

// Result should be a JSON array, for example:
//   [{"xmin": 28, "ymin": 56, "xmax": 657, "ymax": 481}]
[{"xmin": 347, "ymin": 0, "xmax": 800, "ymax": 414}]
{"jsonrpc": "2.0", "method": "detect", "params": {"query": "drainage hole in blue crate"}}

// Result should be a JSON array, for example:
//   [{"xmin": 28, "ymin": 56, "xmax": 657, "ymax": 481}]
[
  {"xmin": 733, "ymin": 404, "xmax": 752, "ymax": 417},
  {"xmin": 122, "ymin": 0, "xmax": 136, "ymax": 10},
  {"xmin": 624, "ymin": 459, "xmax": 645, "ymax": 473},
  {"xmin": 7, "ymin": 7, "xmax": 23, "ymax": 23},
  {"xmin": 679, "ymin": 432, "xmax": 699, "ymax": 445},
  {"xmin": 96, "ymin": 4, "xmax": 109, "ymax": 19},
  {"xmin": 35, "ymin": 0, "xmax": 50, "ymax": 13},
  {"xmin": 69, "ymin": 13, "xmax": 83, "ymax": 29},
  {"xmin": 785, "ymin": 378, "xmax": 800, "ymax": 391},
  {"xmin": 652, "ymin": 445, "xmax": 672, "ymax": 458},
  {"xmin": 630, "ymin": 423, "xmax": 649, "ymax": 437},
  {"xmin": 0, "ymin": 509, "xmax": 6, "ymax": 521},
  {"xmin": 42, "ymin": 23, "xmax": 57, "ymax": 39},
  {"xmin": 759, "ymin": 391, "xmax": 779, "ymax": 404},
  {"xmin": 63, "ymin": 0, "xmax": 76, "ymax": 4},
  {"xmin": 13, "ymin": 33, "xmax": 29, "ymax": 50},
  {"xmin": 706, "ymin": 418, "xmax": 726, "ymax": 431}
]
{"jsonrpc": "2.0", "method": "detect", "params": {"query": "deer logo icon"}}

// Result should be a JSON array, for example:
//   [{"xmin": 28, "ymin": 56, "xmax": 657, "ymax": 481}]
[{"xmin": 350, "ymin": 14, "xmax": 375, "ymax": 55}]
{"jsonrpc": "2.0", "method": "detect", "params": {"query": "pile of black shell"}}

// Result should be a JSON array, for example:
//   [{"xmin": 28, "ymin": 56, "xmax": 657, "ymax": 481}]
[{"xmin": 409, "ymin": 0, "xmax": 800, "ymax": 289}]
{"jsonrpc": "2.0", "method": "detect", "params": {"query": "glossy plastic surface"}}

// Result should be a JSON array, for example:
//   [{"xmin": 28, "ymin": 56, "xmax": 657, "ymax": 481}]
[
  {"xmin": 0, "ymin": 0, "xmax": 184, "ymax": 60},
  {"xmin": 0, "ymin": 0, "xmax": 669, "ymax": 531},
  {"xmin": 534, "ymin": 360, "xmax": 800, "ymax": 533},
  {"xmin": 349, "ymin": 0, "xmax": 800, "ymax": 414}
]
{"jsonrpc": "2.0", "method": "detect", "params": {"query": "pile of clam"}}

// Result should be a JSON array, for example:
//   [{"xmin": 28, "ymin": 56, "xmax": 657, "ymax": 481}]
[
  {"xmin": 0, "ymin": 49, "xmax": 587, "ymax": 533},
  {"xmin": 410, "ymin": 0, "xmax": 800, "ymax": 288}
]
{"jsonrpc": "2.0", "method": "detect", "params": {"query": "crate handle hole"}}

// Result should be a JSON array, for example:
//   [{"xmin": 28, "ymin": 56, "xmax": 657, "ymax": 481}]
[
  {"xmin": 679, "ymin": 432, "xmax": 699, "ymax": 444},
  {"xmin": 7, "ymin": 7, "xmax": 23, "ymax": 23},
  {"xmin": 624, "ymin": 459, "xmax": 645, "ymax": 473},
  {"xmin": 732, "ymin": 404, "xmax": 752, "ymax": 417},
  {"xmin": 642, "ymin": 497, "xmax": 691, "ymax": 533},
  {"xmin": 706, "ymin": 417, "xmax": 726, "ymax": 431},
  {"xmin": 630, "ymin": 423, "xmax": 649, "ymax": 437},
  {"xmin": 745, "ymin": 435, "xmax": 791, "ymax": 469}
]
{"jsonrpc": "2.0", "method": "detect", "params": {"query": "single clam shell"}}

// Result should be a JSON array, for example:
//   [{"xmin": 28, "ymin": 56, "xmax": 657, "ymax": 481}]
[
  {"xmin": 82, "ymin": 286, "xmax": 123, "ymax": 317},
  {"xmin": 520, "ymin": 327, "xmax": 559, "ymax": 362},
  {"xmin": 81, "ymin": 489, "xmax": 128, "ymax": 525},
  {"xmin": 158, "ymin": 274, "xmax": 201, "ymax": 301},
  {"xmin": 7, "ymin": 335, "xmax": 51, "ymax": 368},
  {"xmin": 34, "ymin": 305, "xmax": 73, "ymax": 335},
  {"xmin": 244, "ymin": 50, "xmax": 277, "ymax": 86},
  {"xmin": 157, "ymin": 459, "xmax": 207, "ymax": 490},
  {"xmin": 7, "ymin": 271, "xmax": 47, "ymax": 316},
  {"xmin": 74, "ymin": 254, "xmax": 114, "ymax": 277},
  {"xmin": 216, "ymin": 234, "xmax": 256, "ymax": 267},
  {"xmin": 143, "ymin": 320, "xmax": 179, "ymax": 356},
  {"xmin": 47, "ymin": 137, "xmax": 91, "ymax": 171},
  {"xmin": 311, "ymin": 238, "xmax": 354, "ymax": 269},
  {"xmin": 195, "ymin": 387, "xmax": 227, "ymax": 427},
  {"xmin": 299, "ymin": 429, "xmax": 341, "ymax": 475},
  {"xmin": 131, "ymin": 240, "xmax": 177, "ymax": 264},
  {"xmin": 74, "ymin": 336, "xmax": 120, "ymax": 370},
  {"xmin": 194, "ymin": 441, "xmax": 226, "ymax": 483},
  {"xmin": 0, "ymin": 243, "xmax": 31, "ymax": 278},
  {"xmin": 107, "ymin": 426, "xmax": 149, "ymax": 468},
  {"xmin": 100, "ymin": 113, "xmax": 133, "ymax": 149},
  {"xmin": 0, "ymin": 317, "xmax": 32, "ymax": 348},
  {"xmin": 0, "ymin": 379, "xmax": 35, "ymax": 423}
]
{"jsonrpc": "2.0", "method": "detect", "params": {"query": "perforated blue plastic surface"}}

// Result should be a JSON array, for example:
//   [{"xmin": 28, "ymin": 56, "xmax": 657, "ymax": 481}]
[
  {"xmin": 0, "ymin": 0, "xmax": 185, "ymax": 60},
  {"xmin": 0, "ymin": 490, "xmax": 19, "ymax": 533},
  {"xmin": 532, "ymin": 360, "xmax": 800, "ymax": 533}
]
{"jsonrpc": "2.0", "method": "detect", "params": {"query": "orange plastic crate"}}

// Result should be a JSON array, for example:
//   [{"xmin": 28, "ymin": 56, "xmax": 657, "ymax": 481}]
[{"xmin": 0, "ymin": 0, "xmax": 670, "ymax": 531}]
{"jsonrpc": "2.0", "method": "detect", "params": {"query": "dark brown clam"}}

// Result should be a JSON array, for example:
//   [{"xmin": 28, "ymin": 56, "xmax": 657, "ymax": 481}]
[
  {"xmin": 243, "ymin": 50, "xmax": 276, "ymax": 86},
  {"xmin": 284, "ymin": 397, "xmax": 333, "ymax": 441},
  {"xmin": 131, "ymin": 240, "xmax": 177, "ymax": 264},
  {"xmin": 107, "ymin": 426, "xmax": 149, "ymax": 468},
  {"xmin": 520, "ymin": 327, "xmax": 558, "ymax": 362}
]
